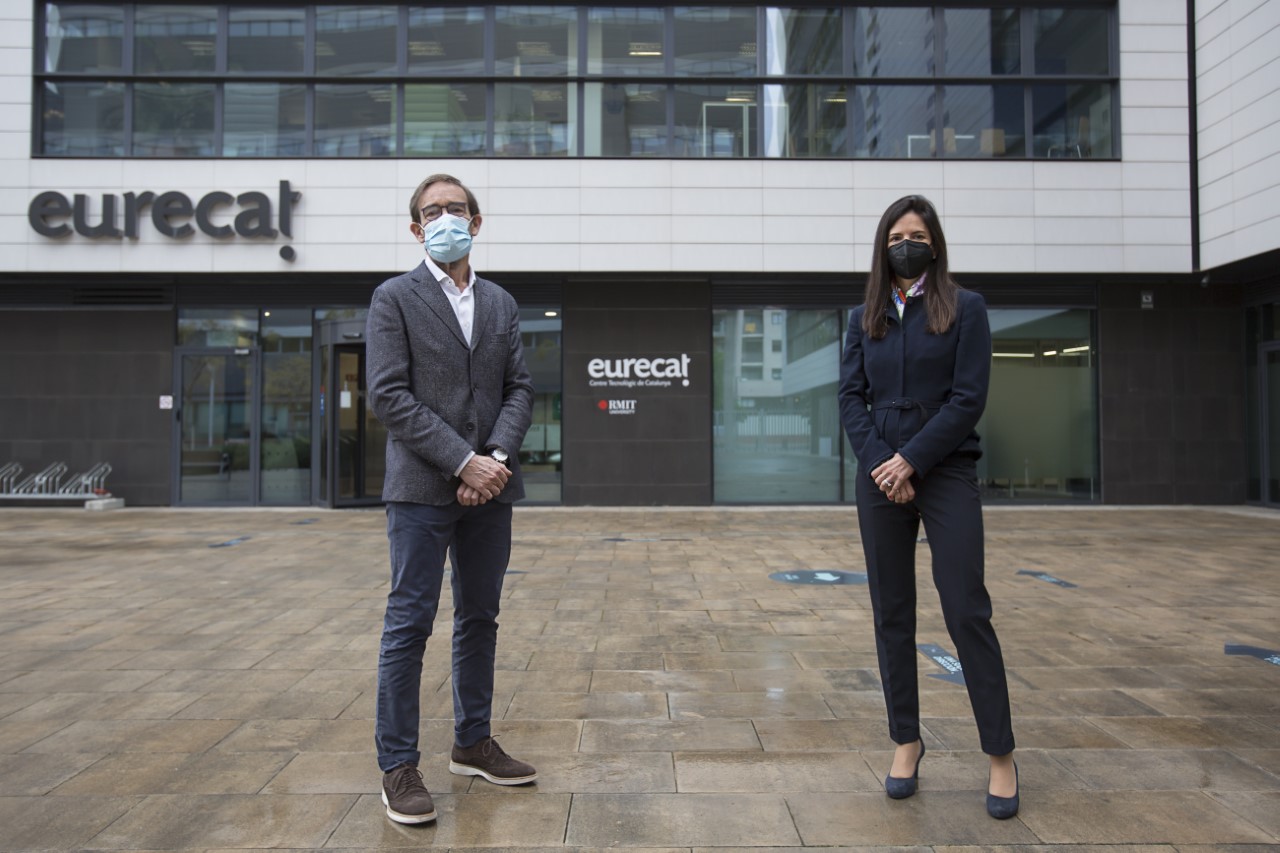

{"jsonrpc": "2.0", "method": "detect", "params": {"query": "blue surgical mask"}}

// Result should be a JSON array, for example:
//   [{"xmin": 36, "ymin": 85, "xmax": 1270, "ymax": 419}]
[{"xmin": 423, "ymin": 213, "xmax": 473, "ymax": 264}]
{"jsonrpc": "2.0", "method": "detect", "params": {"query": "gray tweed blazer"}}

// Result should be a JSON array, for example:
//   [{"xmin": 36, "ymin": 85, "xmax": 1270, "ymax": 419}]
[{"xmin": 366, "ymin": 263, "xmax": 534, "ymax": 505}]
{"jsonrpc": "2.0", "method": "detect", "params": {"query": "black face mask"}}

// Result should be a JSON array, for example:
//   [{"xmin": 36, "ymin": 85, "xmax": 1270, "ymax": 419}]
[{"xmin": 887, "ymin": 240, "xmax": 934, "ymax": 281}]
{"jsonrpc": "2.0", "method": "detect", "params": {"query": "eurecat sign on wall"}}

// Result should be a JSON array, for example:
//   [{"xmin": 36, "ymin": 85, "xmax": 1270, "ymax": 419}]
[{"xmin": 28, "ymin": 180, "xmax": 302, "ymax": 260}]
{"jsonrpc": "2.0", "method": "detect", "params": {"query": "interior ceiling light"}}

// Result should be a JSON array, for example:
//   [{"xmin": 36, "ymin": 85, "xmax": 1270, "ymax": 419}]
[
  {"xmin": 410, "ymin": 41, "xmax": 445, "ymax": 56},
  {"xmin": 628, "ymin": 41, "xmax": 662, "ymax": 56}
]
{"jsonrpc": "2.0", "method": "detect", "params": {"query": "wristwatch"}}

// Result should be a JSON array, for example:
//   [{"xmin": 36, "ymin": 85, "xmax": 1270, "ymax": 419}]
[{"xmin": 489, "ymin": 448, "xmax": 509, "ymax": 467}]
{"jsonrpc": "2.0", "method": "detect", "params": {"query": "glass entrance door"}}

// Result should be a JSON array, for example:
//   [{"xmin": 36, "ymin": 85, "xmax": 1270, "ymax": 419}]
[
  {"xmin": 1264, "ymin": 347, "xmax": 1280, "ymax": 505},
  {"xmin": 332, "ymin": 345, "xmax": 386, "ymax": 505},
  {"xmin": 174, "ymin": 349, "xmax": 258, "ymax": 504}
]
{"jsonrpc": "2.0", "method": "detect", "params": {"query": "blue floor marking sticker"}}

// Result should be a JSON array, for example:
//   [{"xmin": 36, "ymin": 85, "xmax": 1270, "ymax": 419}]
[
  {"xmin": 1225, "ymin": 644, "xmax": 1280, "ymax": 666},
  {"xmin": 1017, "ymin": 569, "xmax": 1078, "ymax": 588},
  {"xmin": 292, "ymin": 518, "xmax": 319, "ymax": 525},
  {"xmin": 210, "ymin": 536, "xmax": 250, "ymax": 548},
  {"xmin": 918, "ymin": 642, "xmax": 966, "ymax": 685}
]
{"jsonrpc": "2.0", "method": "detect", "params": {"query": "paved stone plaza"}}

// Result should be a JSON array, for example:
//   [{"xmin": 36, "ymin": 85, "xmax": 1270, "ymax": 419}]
[{"xmin": 0, "ymin": 505, "xmax": 1277, "ymax": 852}]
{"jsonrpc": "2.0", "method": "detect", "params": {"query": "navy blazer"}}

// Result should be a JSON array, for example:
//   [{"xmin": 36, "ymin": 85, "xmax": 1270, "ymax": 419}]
[{"xmin": 838, "ymin": 288, "xmax": 991, "ymax": 479}]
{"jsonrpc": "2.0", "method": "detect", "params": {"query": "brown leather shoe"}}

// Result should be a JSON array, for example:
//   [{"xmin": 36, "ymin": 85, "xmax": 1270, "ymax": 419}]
[
  {"xmin": 382, "ymin": 763, "xmax": 436, "ymax": 824},
  {"xmin": 449, "ymin": 736, "xmax": 538, "ymax": 785}
]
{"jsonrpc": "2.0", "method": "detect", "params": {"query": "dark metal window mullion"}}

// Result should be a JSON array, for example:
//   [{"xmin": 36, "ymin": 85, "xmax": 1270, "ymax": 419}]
[
  {"xmin": 214, "ymin": 6, "xmax": 227, "ymax": 156},
  {"xmin": 304, "ymin": 7, "xmax": 316, "ymax": 157},
  {"xmin": 757, "ymin": 5, "xmax": 766, "ymax": 158},
  {"xmin": 397, "ymin": 5, "xmax": 408, "ymax": 156},
  {"xmin": 1022, "ymin": 7, "xmax": 1035, "ymax": 154},
  {"xmin": 665, "ymin": 8, "xmax": 674, "ymax": 155},
  {"xmin": 123, "ymin": 4, "xmax": 135, "ymax": 156},
  {"xmin": 934, "ymin": 6, "xmax": 944, "ymax": 159},
  {"xmin": 485, "ymin": 6, "xmax": 496, "ymax": 157},
  {"xmin": 577, "ymin": 6, "xmax": 587, "ymax": 157}
]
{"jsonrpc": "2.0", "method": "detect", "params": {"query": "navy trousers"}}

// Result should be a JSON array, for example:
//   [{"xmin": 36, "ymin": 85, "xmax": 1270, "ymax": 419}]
[
  {"xmin": 375, "ymin": 499, "xmax": 512, "ymax": 772},
  {"xmin": 855, "ymin": 457, "xmax": 1015, "ymax": 756}
]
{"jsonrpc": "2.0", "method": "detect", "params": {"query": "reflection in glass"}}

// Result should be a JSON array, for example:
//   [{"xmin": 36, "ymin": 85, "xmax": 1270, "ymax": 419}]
[
  {"xmin": 674, "ymin": 7, "xmax": 757, "ymax": 76},
  {"xmin": 675, "ymin": 85, "xmax": 758, "ymax": 157},
  {"xmin": 587, "ymin": 8, "xmax": 665, "ymax": 76},
  {"xmin": 765, "ymin": 8, "xmax": 841, "ymax": 76},
  {"xmin": 316, "ymin": 5, "xmax": 397, "ymax": 75},
  {"xmin": 1033, "ymin": 82, "xmax": 1112, "ymax": 158},
  {"xmin": 765, "ymin": 83, "xmax": 847, "ymax": 157},
  {"xmin": 518, "ymin": 309, "xmax": 562, "ymax": 502},
  {"xmin": 1035, "ymin": 8, "xmax": 1109, "ymax": 75},
  {"xmin": 1245, "ymin": 308, "xmax": 1260, "ymax": 502},
  {"xmin": 1267, "ymin": 351, "xmax": 1280, "ymax": 504},
  {"xmin": 178, "ymin": 308, "xmax": 259, "ymax": 347},
  {"xmin": 260, "ymin": 309, "xmax": 312, "ymax": 505},
  {"xmin": 229, "ymin": 7, "xmax": 304, "ymax": 73},
  {"xmin": 224, "ymin": 83, "xmax": 306, "ymax": 156},
  {"xmin": 179, "ymin": 352, "xmax": 254, "ymax": 504},
  {"xmin": 134, "ymin": 82, "xmax": 215, "ymax": 156},
  {"xmin": 495, "ymin": 6, "xmax": 577, "ymax": 76},
  {"xmin": 135, "ymin": 5, "xmax": 216, "ymax": 74},
  {"xmin": 852, "ymin": 7, "xmax": 935, "ymax": 76},
  {"xmin": 406, "ymin": 84, "xmax": 486, "ymax": 156},
  {"xmin": 334, "ymin": 348, "xmax": 385, "ymax": 501},
  {"xmin": 942, "ymin": 85, "xmax": 1025, "ymax": 158},
  {"xmin": 315, "ymin": 84, "xmax": 395, "ymax": 156},
  {"xmin": 585, "ymin": 82, "xmax": 668, "ymax": 156},
  {"xmin": 409, "ymin": 7, "xmax": 486, "ymax": 75},
  {"xmin": 41, "ymin": 81, "xmax": 124, "ymax": 156},
  {"xmin": 714, "ymin": 308, "xmax": 843, "ymax": 502},
  {"xmin": 944, "ymin": 8, "xmax": 1019, "ymax": 75},
  {"xmin": 495, "ymin": 83, "xmax": 576, "ymax": 156},
  {"xmin": 979, "ymin": 309, "xmax": 1096, "ymax": 501},
  {"xmin": 852, "ymin": 85, "xmax": 934, "ymax": 158},
  {"xmin": 44, "ymin": 3, "xmax": 123, "ymax": 72}
]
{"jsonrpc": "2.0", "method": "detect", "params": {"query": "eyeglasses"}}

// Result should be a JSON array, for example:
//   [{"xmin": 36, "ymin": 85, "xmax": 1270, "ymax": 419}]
[{"xmin": 420, "ymin": 202, "xmax": 470, "ymax": 222}]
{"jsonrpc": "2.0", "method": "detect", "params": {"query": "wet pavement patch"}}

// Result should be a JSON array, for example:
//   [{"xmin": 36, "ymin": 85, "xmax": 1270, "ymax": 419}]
[
  {"xmin": 1016, "ymin": 569, "xmax": 1078, "ymax": 588},
  {"xmin": 210, "ymin": 536, "xmax": 251, "ymax": 548},
  {"xmin": 1225, "ymin": 644, "xmax": 1280, "ymax": 666},
  {"xmin": 769, "ymin": 570, "xmax": 868, "ymax": 585}
]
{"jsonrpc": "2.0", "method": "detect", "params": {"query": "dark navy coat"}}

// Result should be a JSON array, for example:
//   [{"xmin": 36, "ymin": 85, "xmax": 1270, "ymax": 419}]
[{"xmin": 838, "ymin": 288, "xmax": 991, "ymax": 479}]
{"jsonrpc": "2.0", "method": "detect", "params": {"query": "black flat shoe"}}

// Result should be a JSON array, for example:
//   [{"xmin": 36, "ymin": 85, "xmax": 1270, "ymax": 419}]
[
  {"xmin": 986, "ymin": 761, "xmax": 1019, "ymax": 819},
  {"xmin": 884, "ymin": 740, "xmax": 925, "ymax": 799}
]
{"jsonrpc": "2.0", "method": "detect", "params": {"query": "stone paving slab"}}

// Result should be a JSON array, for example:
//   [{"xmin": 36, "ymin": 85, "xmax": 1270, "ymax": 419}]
[{"xmin": 0, "ymin": 505, "xmax": 1277, "ymax": 852}]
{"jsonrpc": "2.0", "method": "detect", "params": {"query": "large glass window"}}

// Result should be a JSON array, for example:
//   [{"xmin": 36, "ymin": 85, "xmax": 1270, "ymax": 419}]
[
  {"xmin": 853, "ymin": 84, "xmax": 934, "ymax": 158},
  {"xmin": 41, "ymin": 81, "xmax": 125, "ymax": 156},
  {"xmin": 981, "ymin": 309, "xmax": 1096, "ymax": 501},
  {"xmin": 409, "ymin": 7, "xmax": 486, "ymax": 75},
  {"xmin": 765, "ymin": 8, "xmax": 842, "ymax": 76},
  {"xmin": 587, "ymin": 7, "xmax": 665, "ymax": 76},
  {"xmin": 495, "ymin": 82, "xmax": 576, "ymax": 156},
  {"xmin": 44, "ymin": 3, "xmax": 123, "ymax": 72},
  {"xmin": 315, "ymin": 83, "xmax": 395, "ymax": 156},
  {"xmin": 35, "ymin": 3, "xmax": 1119, "ymax": 160},
  {"xmin": 585, "ymin": 82, "xmax": 668, "ymax": 156},
  {"xmin": 134, "ymin": 5, "xmax": 217, "ymax": 74},
  {"xmin": 405, "ymin": 83, "xmax": 487, "ymax": 156},
  {"xmin": 944, "ymin": 8, "xmax": 1019, "ymax": 76},
  {"xmin": 316, "ymin": 5, "xmax": 398, "ymax": 75},
  {"xmin": 675, "ymin": 85, "xmax": 758, "ymax": 157},
  {"xmin": 851, "ymin": 8, "xmax": 935, "ymax": 77},
  {"xmin": 228, "ymin": 7, "xmax": 305, "ymax": 73},
  {"xmin": 674, "ymin": 7, "xmax": 757, "ymax": 76},
  {"xmin": 943, "ymin": 84, "xmax": 1025, "ymax": 158},
  {"xmin": 1033, "ymin": 82, "xmax": 1113, "ymax": 158},
  {"xmin": 134, "ymin": 82, "xmax": 216, "ymax": 156},
  {"xmin": 261, "ymin": 309, "xmax": 313, "ymax": 505},
  {"xmin": 714, "ymin": 308, "xmax": 843, "ymax": 502},
  {"xmin": 224, "ymin": 83, "xmax": 306, "ymax": 156},
  {"xmin": 519, "ymin": 308, "xmax": 563, "ymax": 502},
  {"xmin": 495, "ymin": 6, "xmax": 578, "ymax": 76}
]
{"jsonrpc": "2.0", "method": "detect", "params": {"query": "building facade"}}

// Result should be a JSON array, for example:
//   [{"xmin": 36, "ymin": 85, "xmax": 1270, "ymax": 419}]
[{"xmin": 1, "ymin": 0, "xmax": 1277, "ymax": 507}]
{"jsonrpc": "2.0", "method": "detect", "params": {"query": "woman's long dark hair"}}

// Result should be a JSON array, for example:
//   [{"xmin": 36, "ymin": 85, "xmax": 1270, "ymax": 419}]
[{"xmin": 863, "ymin": 194, "xmax": 959, "ymax": 340}]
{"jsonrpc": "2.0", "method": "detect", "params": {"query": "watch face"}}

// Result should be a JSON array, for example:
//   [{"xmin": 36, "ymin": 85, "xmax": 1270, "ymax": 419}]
[{"xmin": 492, "ymin": 450, "xmax": 508, "ymax": 463}]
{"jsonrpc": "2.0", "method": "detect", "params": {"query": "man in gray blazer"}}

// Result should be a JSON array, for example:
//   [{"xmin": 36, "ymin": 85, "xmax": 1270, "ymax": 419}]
[{"xmin": 366, "ymin": 174, "xmax": 535, "ymax": 826}]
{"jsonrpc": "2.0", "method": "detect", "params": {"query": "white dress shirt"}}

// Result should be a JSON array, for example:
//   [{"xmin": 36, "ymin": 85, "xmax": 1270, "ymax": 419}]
[{"xmin": 423, "ymin": 255, "xmax": 479, "ymax": 476}]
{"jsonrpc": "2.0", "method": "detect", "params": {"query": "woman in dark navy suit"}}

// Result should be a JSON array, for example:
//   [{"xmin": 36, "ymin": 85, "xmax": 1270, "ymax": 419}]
[{"xmin": 838, "ymin": 195, "xmax": 1018, "ymax": 819}]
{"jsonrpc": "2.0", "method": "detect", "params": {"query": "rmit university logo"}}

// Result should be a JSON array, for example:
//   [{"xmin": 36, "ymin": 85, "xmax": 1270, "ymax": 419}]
[{"xmin": 597, "ymin": 399, "xmax": 637, "ymax": 415}]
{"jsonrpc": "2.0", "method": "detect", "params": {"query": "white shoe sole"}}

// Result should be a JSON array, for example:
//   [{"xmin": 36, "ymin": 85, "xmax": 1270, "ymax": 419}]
[
  {"xmin": 449, "ymin": 760, "xmax": 537, "ymax": 786},
  {"xmin": 382, "ymin": 789, "xmax": 437, "ymax": 824}
]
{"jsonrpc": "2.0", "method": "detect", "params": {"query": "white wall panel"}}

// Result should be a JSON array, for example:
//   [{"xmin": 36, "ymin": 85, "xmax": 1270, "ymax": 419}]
[{"xmin": 1195, "ymin": 0, "xmax": 1280, "ymax": 266}]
